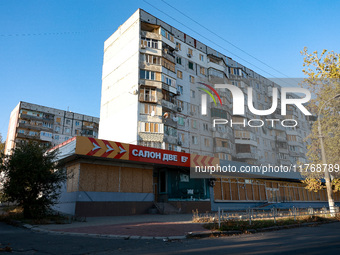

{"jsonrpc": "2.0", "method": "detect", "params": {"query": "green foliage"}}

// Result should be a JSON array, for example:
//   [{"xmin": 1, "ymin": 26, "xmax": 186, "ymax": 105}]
[
  {"xmin": 300, "ymin": 48, "xmax": 340, "ymax": 183},
  {"xmin": 0, "ymin": 141, "xmax": 66, "ymax": 219}
]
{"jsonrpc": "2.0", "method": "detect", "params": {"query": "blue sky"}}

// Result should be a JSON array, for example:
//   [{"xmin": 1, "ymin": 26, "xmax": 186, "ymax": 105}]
[{"xmin": 1, "ymin": 0, "xmax": 339, "ymax": 140}]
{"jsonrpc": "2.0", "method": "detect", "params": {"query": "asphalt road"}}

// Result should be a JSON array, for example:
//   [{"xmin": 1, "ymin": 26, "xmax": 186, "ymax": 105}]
[{"xmin": 1, "ymin": 222, "xmax": 340, "ymax": 254}]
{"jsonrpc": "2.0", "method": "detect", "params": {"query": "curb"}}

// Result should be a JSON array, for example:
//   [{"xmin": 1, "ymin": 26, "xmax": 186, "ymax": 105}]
[
  {"xmin": 20, "ymin": 223, "xmax": 187, "ymax": 240},
  {"xmin": 16, "ymin": 219, "xmax": 339, "ymax": 240}
]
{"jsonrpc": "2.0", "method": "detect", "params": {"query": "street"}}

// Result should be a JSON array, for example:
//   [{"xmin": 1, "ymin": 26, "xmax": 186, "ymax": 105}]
[{"xmin": 1, "ymin": 222, "xmax": 340, "ymax": 254}]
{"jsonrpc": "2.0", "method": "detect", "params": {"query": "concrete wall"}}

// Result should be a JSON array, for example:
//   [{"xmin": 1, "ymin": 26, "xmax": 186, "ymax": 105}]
[{"xmin": 99, "ymin": 9, "xmax": 140, "ymax": 144}]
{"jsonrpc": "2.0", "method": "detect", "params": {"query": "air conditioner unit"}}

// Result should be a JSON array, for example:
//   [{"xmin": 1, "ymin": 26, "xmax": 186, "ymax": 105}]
[
  {"xmin": 178, "ymin": 141, "xmax": 182, "ymax": 146},
  {"xmin": 187, "ymin": 53, "xmax": 192, "ymax": 58},
  {"xmin": 177, "ymin": 107, "xmax": 182, "ymax": 112}
]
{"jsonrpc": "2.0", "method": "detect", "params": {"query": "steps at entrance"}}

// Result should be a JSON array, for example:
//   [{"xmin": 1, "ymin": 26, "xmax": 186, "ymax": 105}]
[{"xmin": 154, "ymin": 202, "xmax": 181, "ymax": 214}]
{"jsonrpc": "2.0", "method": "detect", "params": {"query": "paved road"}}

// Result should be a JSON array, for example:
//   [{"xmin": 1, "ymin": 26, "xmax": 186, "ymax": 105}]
[{"xmin": 1, "ymin": 222, "xmax": 340, "ymax": 254}]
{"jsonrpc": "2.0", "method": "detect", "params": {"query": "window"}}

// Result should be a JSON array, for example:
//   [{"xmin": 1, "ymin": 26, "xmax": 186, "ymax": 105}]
[
  {"xmin": 177, "ymin": 70, "xmax": 183, "ymax": 79},
  {"xmin": 190, "ymin": 75, "xmax": 195, "ymax": 83},
  {"xmin": 178, "ymin": 116, "xmax": 185, "ymax": 126},
  {"xmin": 204, "ymin": 138, "xmax": 210, "ymax": 147},
  {"xmin": 164, "ymin": 125, "xmax": 177, "ymax": 136},
  {"xmin": 203, "ymin": 123, "xmax": 209, "ymax": 131},
  {"xmin": 162, "ymin": 58, "xmax": 175, "ymax": 72},
  {"xmin": 141, "ymin": 104, "xmax": 156, "ymax": 115},
  {"xmin": 56, "ymin": 117, "xmax": 61, "ymax": 124},
  {"xmin": 141, "ymin": 37, "xmax": 158, "ymax": 49},
  {"xmin": 177, "ymin": 100, "xmax": 184, "ymax": 108},
  {"xmin": 176, "ymin": 57, "xmax": 182, "ymax": 65},
  {"xmin": 190, "ymin": 104, "xmax": 197, "ymax": 113},
  {"xmin": 55, "ymin": 126, "xmax": 61, "ymax": 132},
  {"xmin": 233, "ymin": 68, "xmax": 240, "ymax": 75},
  {"xmin": 199, "ymin": 54, "xmax": 204, "ymax": 61},
  {"xmin": 188, "ymin": 48, "xmax": 193, "ymax": 56},
  {"xmin": 191, "ymin": 119, "xmax": 197, "ymax": 128},
  {"xmin": 54, "ymin": 135, "xmax": 59, "ymax": 140},
  {"xmin": 140, "ymin": 69, "xmax": 155, "ymax": 80},
  {"xmin": 162, "ymin": 75, "xmax": 176, "ymax": 86},
  {"xmin": 188, "ymin": 61, "xmax": 194, "ymax": 70},
  {"xmin": 140, "ymin": 122, "xmax": 163, "ymax": 133},
  {"xmin": 200, "ymin": 67, "xmax": 205, "ymax": 75},
  {"xmin": 177, "ymin": 85, "xmax": 183, "ymax": 95},
  {"xmin": 191, "ymin": 90, "xmax": 195, "ymax": 98},
  {"xmin": 144, "ymin": 54, "xmax": 161, "ymax": 65},
  {"xmin": 161, "ymin": 28, "xmax": 174, "ymax": 42},
  {"xmin": 176, "ymin": 42, "xmax": 181, "ymax": 50},
  {"xmin": 65, "ymin": 119, "xmax": 71, "ymax": 125},
  {"xmin": 18, "ymin": 129, "xmax": 25, "ymax": 134},
  {"xmin": 42, "ymin": 122, "xmax": 52, "ymax": 128},
  {"xmin": 75, "ymin": 121, "xmax": 80, "ymax": 126},
  {"xmin": 139, "ymin": 87, "xmax": 157, "ymax": 102},
  {"xmin": 192, "ymin": 136, "xmax": 198, "ymax": 145},
  {"xmin": 222, "ymin": 141, "xmax": 229, "ymax": 148},
  {"xmin": 179, "ymin": 133, "xmax": 185, "ymax": 143},
  {"xmin": 65, "ymin": 127, "xmax": 70, "ymax": 133}
]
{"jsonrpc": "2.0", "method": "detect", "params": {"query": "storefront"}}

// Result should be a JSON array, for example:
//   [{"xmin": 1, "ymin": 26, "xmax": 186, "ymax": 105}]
[{"xmin": 54, "ymin": 136, "xmax": 339, "ymax": 216}]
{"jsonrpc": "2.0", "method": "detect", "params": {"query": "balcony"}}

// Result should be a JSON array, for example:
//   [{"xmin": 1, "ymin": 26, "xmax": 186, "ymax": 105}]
[
  {"xmin": 207, "ymin": 61, "xmax": 225, "ymax": 72},
  {"xmin": 163, "ymin": 135, "xmax": 177, "ymax": 145},
  {"xmin": 234, "ymin": 138, "xmax": 258, "ymax": 147},
  {"xmin": 276, "ymin": 136, "xmax": 286, "ymax": 142},
  {"xmin": 215, "ymin": 146, "xmax": 233, "ymax": 154},
  {"xmin": 19, "ymin": 113, "xmax": 42, "ymax": 121},
  {"xmin": 139, "ymin": 94, "xmax": 158, "ymax": 104},
  {"xmin": 163, "ymin": 116, "xmax": 177, "ymax": 128},
  {"xmin": 16, "ymin": 132, "xmax": 40, "ymax": 140},
  {"xmin": 18, "ymin": 122, "xmax": 53, "ymax": 132},
  {"xmin": 236, "ymin": 152, "xmax": 258, "ymax": 160},
  {"xmin": 279, "ymin": 159, "xmax": 291, "ymax": 166},
  {"xmin": 140, "ymin": 79, "xmax": 162, "ymax": 89},
  {"xmin": 162, "ymin": 83, "xmax": 177, "ymax": 94},
  {"xmin": 161, "ymin": 99, "xmax": 177, "ymax": 111},
  {"xmin": 162, "ymin": 51, "xmax": 175, "ymax": 63},
  {"xmin": 141, "ymin": 31, "xmax": 161, "ymax": 41},
  {"xmin": 278, "ymin": 148, "xmax": 289, "ymax": 154},
  {"xmin": 212, "ymin": 131, "xmax": 233, "ymax": 141}
]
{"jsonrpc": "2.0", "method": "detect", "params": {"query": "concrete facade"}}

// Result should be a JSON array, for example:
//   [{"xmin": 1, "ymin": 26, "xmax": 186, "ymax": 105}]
[
  {"xmin": 4, "ymin": 101, "xmax": 99, "ymax": 154},
  {"xmin": 98, "ymin": 9, "xmax": 311, "ymax": 167}
]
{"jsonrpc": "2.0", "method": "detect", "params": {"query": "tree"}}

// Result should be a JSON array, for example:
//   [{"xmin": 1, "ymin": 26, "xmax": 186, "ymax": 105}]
[
  {"xmin": 0, "ymin": 141, "xmax": 66, "ymax": 218},
  {"xmin": 301, "ymin": 47, "xmax": 340, "ymax": 169},
  {"xmin": 0, "ymin": 133, "xmax": 5, "ymax": 154},
  {"xmin": 300, "ymin": 48, "xmax": 340, "ymax": 208}
]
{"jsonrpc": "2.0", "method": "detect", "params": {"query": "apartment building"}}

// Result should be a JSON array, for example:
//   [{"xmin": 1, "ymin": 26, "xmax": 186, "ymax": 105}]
[
  {"xmin": 99, "ymin": 9, "xmax": 310, "ymax": 166},
  {"xmin": 4, "ymin": 101, "xmax": 99, "ymax": 154}
]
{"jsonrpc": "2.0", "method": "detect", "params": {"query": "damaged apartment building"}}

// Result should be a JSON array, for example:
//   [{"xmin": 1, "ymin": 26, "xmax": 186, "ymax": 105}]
[{"xmin": 98, "ymin": 9, "xmax": 311, "ymax": 167}]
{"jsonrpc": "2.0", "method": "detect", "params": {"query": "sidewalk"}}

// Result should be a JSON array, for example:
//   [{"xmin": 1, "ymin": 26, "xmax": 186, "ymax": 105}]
[{"xmin": 28, "ymin": 214, "xmax": 208, "ymax": 239}]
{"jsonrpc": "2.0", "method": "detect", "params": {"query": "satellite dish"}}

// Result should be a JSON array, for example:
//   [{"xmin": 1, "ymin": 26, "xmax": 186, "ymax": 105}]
[
  {"xmin": 173, "ymin": 116, "xmax": 178, "ymax": 122},
  {"xmin": 151, "ymin": 111, "xmax": 155, "ymax": 116},
  {"xmin": 163, "ymin": 112, "xmax": 169, "ymax": 119}
]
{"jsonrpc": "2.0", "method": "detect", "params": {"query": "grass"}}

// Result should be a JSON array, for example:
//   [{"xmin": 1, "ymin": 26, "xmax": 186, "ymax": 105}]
[
  {"xmin": 203, "ymin": 215, "xmax": 338, "ymax": 232},
  {"xmin": 0, "ymin": 205, "xmax": 70, "ymax": 225}
]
